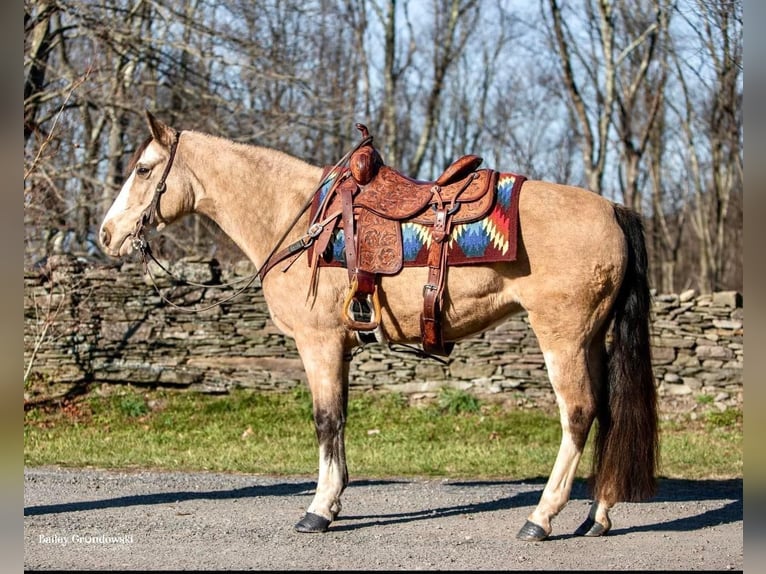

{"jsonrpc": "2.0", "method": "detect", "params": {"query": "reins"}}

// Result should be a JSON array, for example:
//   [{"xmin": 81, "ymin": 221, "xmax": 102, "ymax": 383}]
[{"xmin": 130, "ymin": 130, "xmax": 373, "ymax": 313}]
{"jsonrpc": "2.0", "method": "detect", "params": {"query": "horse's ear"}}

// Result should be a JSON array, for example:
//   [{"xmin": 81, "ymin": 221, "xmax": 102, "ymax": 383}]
[{"xmin": 144, "ymin": 110, "xmax": 175, "ymax": 148}]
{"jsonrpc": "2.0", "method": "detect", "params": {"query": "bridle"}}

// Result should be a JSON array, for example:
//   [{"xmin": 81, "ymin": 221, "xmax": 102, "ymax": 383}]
[
  {"xmin": 127, "ymin": 128, "xmax": 372, "ymax": 313},
  {"xmin": 131, "ymin": 128, "xmax": 181, "ymax": 246}
]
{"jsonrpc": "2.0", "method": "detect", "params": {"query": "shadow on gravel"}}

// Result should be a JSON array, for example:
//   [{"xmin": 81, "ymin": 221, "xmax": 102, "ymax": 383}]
[
  {"xmin": 607, "ymin": 477, "xmax": 743, "ymax": 537},
  {"xmin": 333, "ymin": 477, "xmax": 742, "ymax": 536},
  {"xmin": 446, "ymin": 477, "xmax": 742, "ymax": 503},
  {"xmin": 23, "ymin": 479, "xmax": 402, "ymax": 517},
  {"xmin": 24, "ymin": 476, "xmax": 741, "ymax": 538}
]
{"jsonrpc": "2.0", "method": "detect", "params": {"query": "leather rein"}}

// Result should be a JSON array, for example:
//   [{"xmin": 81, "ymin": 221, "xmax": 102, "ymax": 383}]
[{"xmin": 129, "ymin": 129, "xmax": 371, "ymax": 313}]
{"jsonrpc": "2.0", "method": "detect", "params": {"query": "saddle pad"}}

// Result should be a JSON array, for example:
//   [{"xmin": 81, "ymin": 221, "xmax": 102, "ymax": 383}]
[{"xmin": 308, "ymin": 171, "xmax": 525, "ymax": 268}]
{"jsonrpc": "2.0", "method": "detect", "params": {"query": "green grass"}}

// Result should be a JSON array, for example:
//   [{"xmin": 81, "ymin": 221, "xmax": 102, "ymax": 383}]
[{"xmin": 24, "ymin": 387, "xmax": 742, "ymax": 480}]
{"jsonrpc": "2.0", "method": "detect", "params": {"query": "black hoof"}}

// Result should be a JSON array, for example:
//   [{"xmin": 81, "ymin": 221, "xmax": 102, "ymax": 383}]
[
  {"xmin": 574, "ymin": 517, "xmax": 610, "ymax": 537},
  {"xmin": 516, "ymin": 520, "xmax": 549, "ymax": 541},
  {"xmin": 294, "ymin": 512, "xmax": 331, "ymax": 533}
]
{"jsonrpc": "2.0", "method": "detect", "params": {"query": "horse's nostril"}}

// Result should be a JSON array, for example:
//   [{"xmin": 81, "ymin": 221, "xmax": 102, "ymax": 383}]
[{"xmin": 100, "ymin": 227, "xmax": 111, "ymax": 248}]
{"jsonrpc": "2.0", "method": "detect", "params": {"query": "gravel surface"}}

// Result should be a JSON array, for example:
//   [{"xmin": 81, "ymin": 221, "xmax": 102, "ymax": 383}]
[{"xmin": 24, "ymin": 466, "xmax": 742, "ymax": 571}]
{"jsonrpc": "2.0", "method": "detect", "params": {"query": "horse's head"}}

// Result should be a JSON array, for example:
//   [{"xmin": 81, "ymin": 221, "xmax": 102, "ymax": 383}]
[{"xmin": 100, "ymin": 111, "xmax": 191, "ymax": 257}]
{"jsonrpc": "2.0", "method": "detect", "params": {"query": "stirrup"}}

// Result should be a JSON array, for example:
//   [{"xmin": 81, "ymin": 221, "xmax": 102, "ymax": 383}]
[{"xmin": 341, "ymin": 276, "xmax": 382, "ymax": 331}]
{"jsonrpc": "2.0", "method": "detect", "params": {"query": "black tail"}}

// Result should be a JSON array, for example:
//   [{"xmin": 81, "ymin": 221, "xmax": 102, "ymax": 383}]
[{"xmin": 591, "ymin": 204, "xmax": 658, "ymax": 504}]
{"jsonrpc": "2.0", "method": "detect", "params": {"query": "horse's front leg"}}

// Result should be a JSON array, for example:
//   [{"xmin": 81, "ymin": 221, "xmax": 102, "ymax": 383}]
[{"xmin": 293, "ymin": 332, "xmax": 350, "ymax": 533}]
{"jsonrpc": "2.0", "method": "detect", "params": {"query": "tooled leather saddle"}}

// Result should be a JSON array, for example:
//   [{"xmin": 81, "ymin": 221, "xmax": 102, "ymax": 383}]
[
  {"xmin": 260, "ymin": 123, "xmax": 520, "ymax": 357},
  {"xmin": 315, "ymin": 124, "xmax": 498, "ymax": 356}
]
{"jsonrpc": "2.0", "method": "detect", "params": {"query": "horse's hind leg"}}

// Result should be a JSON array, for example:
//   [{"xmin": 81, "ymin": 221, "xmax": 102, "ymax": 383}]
[
  {"xmin": 292, "ymin": 332, "xmax": 350, "ymax": 533},
  {"xmin": 573, "ymin": 331, "xmax": 613, "ymax": 537},
  {"xmin": 516, "ymin": 325, "xmax": 601, "ymax": 542}
]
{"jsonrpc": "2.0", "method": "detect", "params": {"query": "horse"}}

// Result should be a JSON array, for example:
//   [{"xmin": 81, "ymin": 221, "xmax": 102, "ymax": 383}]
[{"xmin": 99, "ymin": 111, "xmax": 658, "ymax": 541}]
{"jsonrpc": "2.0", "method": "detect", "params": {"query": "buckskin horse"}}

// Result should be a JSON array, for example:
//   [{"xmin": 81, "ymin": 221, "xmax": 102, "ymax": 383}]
[{"xmin": 99, "ymin": 112, "xmax": 658, "ymax": 541}]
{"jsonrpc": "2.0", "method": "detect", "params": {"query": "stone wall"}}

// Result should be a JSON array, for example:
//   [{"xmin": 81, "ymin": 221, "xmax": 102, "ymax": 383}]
[{"xmin": 24, "ymin": 255, "xmax": 743, "ymax": 407}]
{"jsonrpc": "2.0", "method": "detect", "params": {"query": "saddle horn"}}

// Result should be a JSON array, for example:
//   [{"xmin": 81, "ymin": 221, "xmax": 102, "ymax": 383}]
[
  {"xmin": 350, "ymin": 124, "xmax": 382, "ymax": 185},
  {"xmin": 355, "ymin": 123, "xmax": 370, "ymax": 139}
]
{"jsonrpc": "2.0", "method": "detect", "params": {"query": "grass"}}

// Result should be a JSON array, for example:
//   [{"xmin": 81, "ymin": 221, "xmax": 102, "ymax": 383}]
[{"xmin": 24, "ymin": 386, "xmax": 742, "ymax": 480}]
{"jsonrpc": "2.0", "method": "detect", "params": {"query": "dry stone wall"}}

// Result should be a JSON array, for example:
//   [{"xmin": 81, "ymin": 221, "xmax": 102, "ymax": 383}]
[{"xmin": 24, "ymin": 255, "xmax": 743, "ymax": 407}]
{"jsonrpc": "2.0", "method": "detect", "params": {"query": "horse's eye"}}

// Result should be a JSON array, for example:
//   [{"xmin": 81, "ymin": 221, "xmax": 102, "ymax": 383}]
[{"xmin": 136, "ymin": 165, "xmax": 151, "ymax": 177}]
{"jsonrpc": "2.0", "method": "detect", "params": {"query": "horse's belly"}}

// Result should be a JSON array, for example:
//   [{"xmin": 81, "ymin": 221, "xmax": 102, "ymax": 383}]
[{"xmin": 378, "ymin": 264, "xmax": 522, "ymax": 343}]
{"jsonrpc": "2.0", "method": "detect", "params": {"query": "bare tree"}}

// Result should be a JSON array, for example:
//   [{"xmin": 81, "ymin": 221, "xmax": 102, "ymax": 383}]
[
  {"xmin": 406, "ymin": 0, "xmax": 479, "ymax": 176},
  {"xmin": 24, "ymin": 0, "xmax": 367, "ymax": 266},
  {"xmin": 22, "ymin": 0, "xmax": 743, "ymax": 293},
  {"xmin": 669, "ymin": 0, "xmax": 742, "ymax": 292},
  {"xmin": 366, "ymin": 0, "xmax": 416, "ymax": 164},
  {"xmin": 24, "ymin": 0, "xmax": 58, "ymax": 144},
  {"xmin": 544, "ymin": 0, "xmax": 670, "ymax": 204},
  {"xmin": 544, "ymin": 0, "xmax": 616, "ymax": 195},
  {"xmin": 611, "ymin": 0, "xmax": 672, "ymax": 212}
]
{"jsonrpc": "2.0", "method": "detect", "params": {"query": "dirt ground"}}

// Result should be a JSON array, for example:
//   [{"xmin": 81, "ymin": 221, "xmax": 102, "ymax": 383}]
[{"xmin": 24, "ymin": 466, "xmax": 742, "ymax": 571}]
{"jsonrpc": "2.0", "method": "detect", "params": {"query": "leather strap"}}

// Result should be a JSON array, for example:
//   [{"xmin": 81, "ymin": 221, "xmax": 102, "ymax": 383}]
[
  {"xmin": 338, "ymin": 178, "xmax": 382, "ymax": 331},
  {"xmin": 258, "ymin": 210, "xmax": 341, "ymax": 280},
  {"xmin": 338, "ymin": 180, "xmax": 377, "ymax": 298},
  {"xmin": 132, "ymin": 129, "xmax": 181, "ymax": 241},
  {"xmin": 420, "ymin": 201, "xmax": 455, "ymax": 357},
  {"xmin": 339, "ymin": 179, "xmax": 358, "ymax": 283}
]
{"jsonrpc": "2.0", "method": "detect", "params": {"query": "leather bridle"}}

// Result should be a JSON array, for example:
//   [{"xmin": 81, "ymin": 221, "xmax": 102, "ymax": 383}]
[{"xmin": 130, "ymin": 128, "xmax": 181, "ymax": 251}]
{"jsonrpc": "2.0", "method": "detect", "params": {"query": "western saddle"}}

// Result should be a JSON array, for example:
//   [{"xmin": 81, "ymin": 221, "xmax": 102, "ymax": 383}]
[{"xmin": 263, "ymin": 124, "xmax": 498, "ymax": 357}]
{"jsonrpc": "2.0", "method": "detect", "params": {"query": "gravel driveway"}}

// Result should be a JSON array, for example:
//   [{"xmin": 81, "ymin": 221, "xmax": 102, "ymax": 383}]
[{"xmin": 24, "ymin": 466, "xmax": 742, "ymax": 570}]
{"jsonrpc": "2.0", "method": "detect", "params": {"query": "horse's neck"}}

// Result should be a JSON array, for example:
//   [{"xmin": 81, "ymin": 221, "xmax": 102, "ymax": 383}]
[{"xmin": 184, "ymin": 132, "xmax": 323, "ymax": 268}]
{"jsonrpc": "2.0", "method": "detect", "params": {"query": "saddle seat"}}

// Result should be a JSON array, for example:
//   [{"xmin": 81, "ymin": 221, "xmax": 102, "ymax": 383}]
[{"xmin": 353, "ymin": 164, "xmax": 495, "ymax": 223}]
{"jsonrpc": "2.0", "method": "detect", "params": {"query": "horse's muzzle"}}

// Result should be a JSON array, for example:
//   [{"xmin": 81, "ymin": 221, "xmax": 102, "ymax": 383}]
[{"xmin": 99, "ymin": 222, "xmax": 133, "ymax": 257}]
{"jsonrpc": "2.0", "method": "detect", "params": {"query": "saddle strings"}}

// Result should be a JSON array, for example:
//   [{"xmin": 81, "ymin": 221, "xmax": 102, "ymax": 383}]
[{"xmin": 134, "ymin": 133, "xmax": 374, "ymax": 314}]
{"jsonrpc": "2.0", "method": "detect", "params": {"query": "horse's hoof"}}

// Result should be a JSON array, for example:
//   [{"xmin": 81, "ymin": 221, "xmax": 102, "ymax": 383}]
[
  {"xmin": 574, "ymin": 517, "xmax": 610, "ymax": 537},
  {"xmin": 516, "ymin": 520, "xmax": 549, "ymax": 541},
  {"xmin": 294, "ymin": 512, "xmax": 331, "ymax": 533}
]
